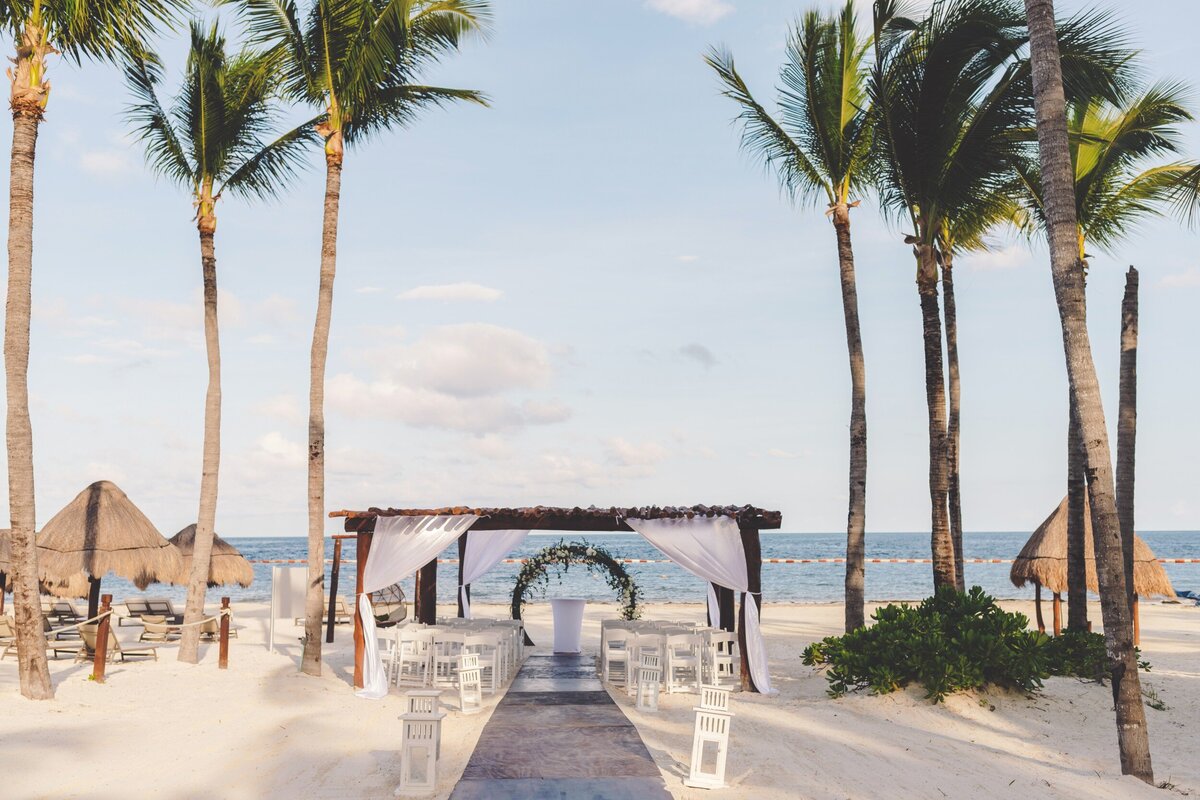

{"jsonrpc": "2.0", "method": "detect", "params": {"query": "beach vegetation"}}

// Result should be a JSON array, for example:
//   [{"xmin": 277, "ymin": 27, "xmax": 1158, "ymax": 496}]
[
  {"xmin": 124, "ymin": 21, "xmax": 315, "ymax": 664},
  {"xmin": 222, "ymin": 0, "xmax": 491, "ymax": 676},
  {"xmin": 706, "ymin": 0, "xmax": 871, "ymax": 633}
]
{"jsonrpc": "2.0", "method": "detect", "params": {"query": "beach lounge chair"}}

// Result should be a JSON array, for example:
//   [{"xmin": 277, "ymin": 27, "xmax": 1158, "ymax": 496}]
[
  {"xmin": 120, "ymin": 597, "xmax": 153, "ymax": 626},
  {"xmin": 144, "ymin": 597, "xmax": 183, "ymax": 623},
  {"xmin": 0, "ymin": 617, "xmax": 84, "ymax": 661},
  {"xmin": 294, "ymin": 596, "xmax": 354, "ymax": 626},
  {"xmin": 79, "ymin": 624, "xmax": 159, "ymax": 662},
  {"xmin": 138, "ymin": 615, "xmax": 181, "ymax": 642},
  {"xmin": 47, "ymin": 599, "xmax": 83, "ymax": 624}
]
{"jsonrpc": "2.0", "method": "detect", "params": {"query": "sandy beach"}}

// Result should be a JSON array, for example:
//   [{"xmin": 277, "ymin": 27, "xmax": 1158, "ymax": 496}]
[{"xmin": 1, "ymin": 599, "xmax": 1196, "ymax": 799}]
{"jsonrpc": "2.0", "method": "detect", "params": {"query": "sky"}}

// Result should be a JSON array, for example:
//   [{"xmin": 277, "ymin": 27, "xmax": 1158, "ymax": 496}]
[{"xmin": 1, "ymin": 0, "xmax": 1198, "ymax": 538}]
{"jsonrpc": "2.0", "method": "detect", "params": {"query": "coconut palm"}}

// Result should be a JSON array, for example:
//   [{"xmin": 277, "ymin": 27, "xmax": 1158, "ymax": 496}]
[
  {"xmin": 1022, "ymin": 0, "xmax": 1153, "ymax": 782},
  {"xmin": 870, "ymin": 0, "xmax": 1031, "ymax": 589},
  {"xmin": 125, "ymin": 21, "xmax": 315, "ymax": 664},
  {"xmin": 2, "ymin": 0, "xmax": 183, "ymax": 701},
  {"xmin": 705, "ymin": 2, "xmax": 872, "ymax": 632},
  {"xmin": 226, "ymin": 0, "xmax": 490, "ymax": 676},
  {"xmin": 1011, "ymin": 82, "xmax": 1193, "ymax": 629}
]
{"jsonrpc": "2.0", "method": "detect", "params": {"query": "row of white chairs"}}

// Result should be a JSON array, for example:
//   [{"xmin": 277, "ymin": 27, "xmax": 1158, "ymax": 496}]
[
  {"xmin": 379, "ymin": 619, "xmax": 525, "ymax": 694},
  {"xmin": 600, "ymin": 620, "xmax": 739, "ymax": 694}
]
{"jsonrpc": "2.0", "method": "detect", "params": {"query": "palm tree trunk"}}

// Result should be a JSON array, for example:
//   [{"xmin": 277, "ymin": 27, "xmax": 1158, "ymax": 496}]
[
  {"xmin": 1067, "ymin": 400, "xmax": 1088, "ymax": 630},
  {"xmin": 916, "ymin": 243, "xmax": 954, "ymax": 590},
  {"xmin": 6, "ymin": 37, "xmax": 52, "ymax": 699},
  {"xmin": 1024, "ymin": 0, "xmax": 1153, "ymax": 782},
  {"xmin": 1116, "ymin": 267, "xmax": 1138, "ymax": 611},
  {"xmin": 179, "ymin": 194, "xmax": 221, "ymax": 664},
  {"xmin": 833, "ymin": 207, "xmax": 867, "ymax": 632},
  {"xmin": 942, "ymin": 255, "xmax": 965, "ymax": 592},
  {"xmin": 302, "ymin": 142, "xmax": 344, "ymax": 676}
]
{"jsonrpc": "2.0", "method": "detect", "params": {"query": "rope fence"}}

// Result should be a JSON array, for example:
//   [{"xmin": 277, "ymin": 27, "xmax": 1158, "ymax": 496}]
[{"xmin": 248, "ymin": 557, "xmax": 1200, "ymax": 566}]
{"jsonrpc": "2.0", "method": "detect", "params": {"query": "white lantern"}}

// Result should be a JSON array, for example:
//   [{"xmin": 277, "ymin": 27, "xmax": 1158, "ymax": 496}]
[
  {"xmin": 396, "ymin": 709, "xmax": 446, "ymax": 796},
  {"xmin": 684, "ymin": 688, "xmax": 733, "ymax": 790},
  {"xmin": 636, "ymin": 652, "xmax": 662, "ymax": 713}
]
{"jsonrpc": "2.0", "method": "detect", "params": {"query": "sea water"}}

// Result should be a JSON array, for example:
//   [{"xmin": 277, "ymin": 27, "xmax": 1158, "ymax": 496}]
[{"xmin": 82, "ymin": 531, "xmax": 1200, "ymax": 607}]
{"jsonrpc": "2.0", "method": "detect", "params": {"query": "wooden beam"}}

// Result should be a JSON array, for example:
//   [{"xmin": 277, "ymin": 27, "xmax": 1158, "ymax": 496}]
[
  {"xmin": 714, "ymin": 585, "xmax": 736, "ymax": 633},
  {"xmin": 330, "ymin": 504, "xmax": 783, "ymax": 531},
  {"xmin": 218, "ymin": 597, "xmax": 230, "ymax": 669},
  {"xmin": 352, "ymin": 528, "xmax": 373, "ymax": 689},
  {"xmin": 415, "ymin": 559, "xmax": 438, "ymax": 625},
  {"xmin": 87, "ymin": 575, "xmax": 102, "ymax": 621},
  {"xmin": 457, "ymin": 533, "xmax": 469, "ymax": 618},
  {"xmin": 737, "ymin": 521, "xmax": 764, "ymax": 693},
  {"xmin": 326, "ymin": 538, "xmax": 342, "ymax": 643}
]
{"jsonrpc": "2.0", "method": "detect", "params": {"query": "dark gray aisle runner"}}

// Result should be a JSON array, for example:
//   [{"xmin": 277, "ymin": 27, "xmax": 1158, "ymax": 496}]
[{"xmin": 449, "ymin": 653, "xmax": 672, "ymax": 800}]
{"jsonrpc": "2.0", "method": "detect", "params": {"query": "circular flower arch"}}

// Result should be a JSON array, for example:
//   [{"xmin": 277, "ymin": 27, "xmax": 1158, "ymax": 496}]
[{"xmin": 511, "ymin": 540, "xmax": 642, "ymax": 631}]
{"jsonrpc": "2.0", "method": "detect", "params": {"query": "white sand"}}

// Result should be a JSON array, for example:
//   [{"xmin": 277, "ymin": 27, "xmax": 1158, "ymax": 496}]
[{"xmin": 0, "ymin": 599, "xmax": 1196, "ymax": 799}]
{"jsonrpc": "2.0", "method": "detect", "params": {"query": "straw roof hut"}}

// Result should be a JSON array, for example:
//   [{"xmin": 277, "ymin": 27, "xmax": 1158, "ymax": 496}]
[
  {"xmin": 169, "ymin": 525, "xmax": 253, "ymax": 588},
  {"xmin": 1010, "ymin": 495, "xmax": 1175, "ymax": 597},
  {"xmin": 36, "ymin": 481, "xmax": 183, "ymax": 615}
]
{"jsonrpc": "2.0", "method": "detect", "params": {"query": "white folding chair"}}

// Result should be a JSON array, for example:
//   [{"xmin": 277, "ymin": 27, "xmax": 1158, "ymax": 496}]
[
  {"xmin": 602, "ymin": 630, "xmax": 633, "ymax": 687},
  {"xmin": 464, "ymin": 632, "xmax": 502, "ymax": 694},
  {"xmin": 432, "ymin": 632, "xmax": 465, "ymax": 687},
  {"xmin": 395, "ymin": 629, "xmax": 435, "ymax": 687},
  {"xmin": 666, "ymin": 633, "xmax": 702, "ymax": 693}
]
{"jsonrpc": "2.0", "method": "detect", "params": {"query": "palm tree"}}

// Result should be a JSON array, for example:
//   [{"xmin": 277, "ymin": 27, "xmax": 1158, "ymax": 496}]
[
  {"xmin": 1012, "ymin": 82, "xmax": 1192, "ymax": 630},
  {"xmin": 705, "ymin": 2, "xmax": 872, "ymax": 633},
  {"xmin": 2, "ymin": 0, "xmax": 182, "ymax": 701},
  {"xmin": 1022, "ymin": 0, "xmax": 1153, "ymax": 782},
  {"xmin": 125, "ymin": 21, "xmax": 315, "ymax": 664},
  {"xmin": 228, "ymin": 0, "xmax": 490, "ymax": 676},
  {"xmin": 870, "ymin": 0, "xmax": 1030, "ymax": 589}
]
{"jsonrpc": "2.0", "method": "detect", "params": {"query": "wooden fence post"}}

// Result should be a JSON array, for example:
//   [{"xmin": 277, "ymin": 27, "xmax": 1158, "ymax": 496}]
[
  {"xmin": 92, "ymin": 594, "xmax": 112, "ymax": 683},
  {"xmin": 327, "ymin": 538, "xmax": 343, "ymax": 643},
  {"xmin": 219, "ymin": 597, "xmax": 231, "ymax": 670}
]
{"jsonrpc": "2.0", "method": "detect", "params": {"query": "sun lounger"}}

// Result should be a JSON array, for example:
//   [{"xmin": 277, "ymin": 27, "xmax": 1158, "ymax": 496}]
[
  {"xmin": 79, "ymin": 624, "xmax": 159, "ymax": 662},
  {"xmin": 138, "ymin": 615, "xmax": 182, "ymax": 642},
  {"xmin": 119, "ymin": 598, "xmax": 153, "ymax": 626},
  {"xmin": 295, "ymin": 596, "xmax": 354, "ymax": 626},
  {"xmin": 144, "ymin": 597, "xmax": 183, "ymax": 623},
  {"xmin": 47, "ymin": 599, "xmax": 83, "ymax": 624}
]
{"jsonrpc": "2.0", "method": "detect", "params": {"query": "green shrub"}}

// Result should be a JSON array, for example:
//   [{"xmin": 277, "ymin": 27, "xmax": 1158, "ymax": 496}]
[{"xmin": 803, "ymin": 587, "xmax": 1149, "ymax": 703}]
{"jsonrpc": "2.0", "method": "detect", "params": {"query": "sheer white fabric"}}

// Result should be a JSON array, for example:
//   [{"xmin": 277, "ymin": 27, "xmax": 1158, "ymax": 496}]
[
  {"xmin": 707, "ymin": 583, "xmax": 720, "ymax": 628},
  {"xmin": 459, "ymin": 529, "xmax": 530, "ymax": 619},
  {"xmin": 357, "ymin": 514, "xmax": 478, "ymax": 699},
  {"xmin": 626, "ymin": 516, "xmax": 774, "ymax": 694}
]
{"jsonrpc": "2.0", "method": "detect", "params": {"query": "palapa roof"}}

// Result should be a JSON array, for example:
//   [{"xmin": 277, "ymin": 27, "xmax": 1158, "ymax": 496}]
[
  {"xmin": 332, "ymin": 504, "xmax": 783, "ymax": 532},
  {"xmin": 1010, "ymin": 495, "xmax": 1175, "ymax": 598},
  {"xmin": 170, "ymin": 524, "xmax": 254, "ymax": 588},
  {"xmin": 35, "ymin": 481, "xmax": 183, "ymax": 592}
]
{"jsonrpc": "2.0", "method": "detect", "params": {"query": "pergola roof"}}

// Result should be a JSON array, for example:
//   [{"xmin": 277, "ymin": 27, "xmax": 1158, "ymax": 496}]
[{"xmin": 331, "ymin": 504, "xmax": 782, "ymax": 531}]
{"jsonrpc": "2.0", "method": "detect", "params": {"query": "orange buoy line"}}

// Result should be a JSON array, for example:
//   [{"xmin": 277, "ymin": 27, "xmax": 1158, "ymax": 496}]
[{"xmin": 246, "ymin": 557, "xmax": 1200, "ymax": 565}]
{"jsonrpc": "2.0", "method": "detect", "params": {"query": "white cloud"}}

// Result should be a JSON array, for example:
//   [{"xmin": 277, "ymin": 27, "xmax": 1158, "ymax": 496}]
[
  {"xmin": 1161, "ymin": 268, "xmax": 1200, "ymax": 288},
  {"xmin": 397, "ymin": 282, "xmax": 503, "ymax": 303},
  {"xmin": 646, "ymin": 0, "xmax": 733, "ymax": 26},
  {"xmin": 767, "ymin": 448, "xmax": 799, "ymax": 459},
  {"xmin": 679, "ymin": 342, "xmax": 718, "ymax": 369},
  {"xmin": 254, "ymin": 394, "xmax": 306, "ymax": 425},
  {"xmin": 257, "ymin": 294, "xmax": 301, "ymax": 325},
  {"xmin": 254, "ymin": 432, "xmax": 306, "ymax": 467},
  {"xmin": 79, "ymin": 149, "xmax": 132, "ymax": 175},
  {"xmin": 967, "ymin": 246, "xmax": 1028, "ymax": 272},
  {"xmin": 63, "ymin": 353, "xmax": 112, "ymax": 365},
  {"xmin": 605, "ymin": 437, "xmax": 669, "ymax": 467},
  {"xmin": 356, "ymin": 286, "xmax": 383, "ymax": 294}
]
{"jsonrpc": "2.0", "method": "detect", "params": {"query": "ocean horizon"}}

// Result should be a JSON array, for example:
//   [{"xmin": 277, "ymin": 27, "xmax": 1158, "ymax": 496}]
[{"xmin": 83, "ymin": 530, "xmax": 1200, "ymax": 606}]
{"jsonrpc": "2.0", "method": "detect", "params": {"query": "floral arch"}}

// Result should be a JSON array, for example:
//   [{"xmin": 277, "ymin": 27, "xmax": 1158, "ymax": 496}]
[{"xmin": 510, "ymin": 540, "xmax": 642, "ymax": 628}]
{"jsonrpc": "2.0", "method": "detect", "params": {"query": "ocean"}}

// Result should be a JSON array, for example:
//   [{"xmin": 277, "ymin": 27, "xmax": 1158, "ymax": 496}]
[{"xmin": 80, "ymin": 531, "xmax": 1200, "ymax": 607}]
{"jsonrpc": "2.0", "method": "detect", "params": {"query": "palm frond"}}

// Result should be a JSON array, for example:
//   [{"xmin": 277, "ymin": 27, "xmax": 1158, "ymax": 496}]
[
  {"xmin": 220, "ymin": 118, "xmax": 321, "ymax": 200},
  {"xmin": 124, "ymin": 50, "xmax": 195, "ymax": 188}
]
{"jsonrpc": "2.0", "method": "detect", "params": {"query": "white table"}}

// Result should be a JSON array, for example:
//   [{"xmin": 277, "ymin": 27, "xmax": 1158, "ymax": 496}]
[{"xmin": 549, "ymin": 598, "xmax": 586, "ymax": 654}]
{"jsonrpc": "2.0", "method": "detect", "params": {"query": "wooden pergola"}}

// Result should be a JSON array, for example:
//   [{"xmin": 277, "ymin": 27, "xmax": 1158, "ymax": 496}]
[{"xmin": 329, "ymin": 505, "xmax": 782, "ymax": 691}]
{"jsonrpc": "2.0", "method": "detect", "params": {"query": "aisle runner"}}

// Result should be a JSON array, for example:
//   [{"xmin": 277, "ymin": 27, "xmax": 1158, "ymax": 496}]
[{"xmin": 449, "ymin": 654, "xmax": 671, "ymax": 799}]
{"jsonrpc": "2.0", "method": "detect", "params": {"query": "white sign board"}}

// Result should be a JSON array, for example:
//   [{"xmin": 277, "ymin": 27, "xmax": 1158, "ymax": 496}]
[{"xmin": 270, "ymin": 566, "xmax": 309, "ymax": 653}]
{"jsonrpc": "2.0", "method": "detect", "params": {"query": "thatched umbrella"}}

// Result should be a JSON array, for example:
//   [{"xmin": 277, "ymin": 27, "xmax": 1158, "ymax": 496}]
[
  {"xmin": 1011, "ymin": 494, "xmax": 1174, "ymax": 640},
  {"xmin": 169, "ymin": 524, "xmax": 253, "ymax": 588},
  {"xmin": 37, "ymin": 481, "xmax": 183, "ymax": 618}
]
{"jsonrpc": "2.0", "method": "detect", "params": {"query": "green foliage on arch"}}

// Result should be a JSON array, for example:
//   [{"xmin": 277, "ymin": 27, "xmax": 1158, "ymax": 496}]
[{"xmin": 511, "ymin": 539, "xmax": 642, "ymax": 622}]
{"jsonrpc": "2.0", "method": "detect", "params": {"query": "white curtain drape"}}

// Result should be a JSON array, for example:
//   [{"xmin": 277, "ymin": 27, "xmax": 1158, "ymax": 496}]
[
  {"xmin": 626, "ymin": 516, "xmax": 774, "ymax": 694},
  {"xmin": 458, "ymin": 529, "xmax": 530, "ymax": 619},
  {"xmin": 357, "ymin": 514, "xmax": 478, "ymax": 699},
  {"xmin": 706, "ymin": 583, "xmax": 721, "ymax": 629}
]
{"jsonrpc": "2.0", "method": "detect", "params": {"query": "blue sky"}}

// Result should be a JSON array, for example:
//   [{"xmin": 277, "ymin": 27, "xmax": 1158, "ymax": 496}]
[{"xmin": 3, "ymin": 0, "xmax": 1198, "ymax": 538}]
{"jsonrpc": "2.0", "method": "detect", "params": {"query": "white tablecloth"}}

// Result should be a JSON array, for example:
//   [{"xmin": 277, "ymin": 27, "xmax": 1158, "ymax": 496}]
[{"xmin": 549, "ymin": 598, "xmax": 586, "ymax": 653}]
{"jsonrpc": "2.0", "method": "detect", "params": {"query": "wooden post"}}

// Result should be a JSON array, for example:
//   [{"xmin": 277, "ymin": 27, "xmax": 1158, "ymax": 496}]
[
  {"xmin": 415, "ymin": 559, "xmax": 438, "ymax": 625},
  {"xmin": 1052, "ymin": 592, "xmax": 1062, "ymax": 636},
  {"xmin": 711, "ymin": 585, "xmax": 735, "ymax": 632},
  {"xmin": 219, "ymin": 597, "xmax": 230, "ymax": 669},
  {"xmin": 457, "ymin": 533, "xmax": 469, "ymax": 618},
  {"xmin": 353, "ymin": 526, "xmax": 374, "ymax": 690},
  {"xmin": 92, "ymin": 594, "xmax": 112, "ymax": 683},
  {"xmin": 1132, "ymin": 595, "xmax": 1140, "ymax": 646},
  {"xmin": 0, "ymin": 571, "xmax": 6, "ymax": 615},
  {"xmin": 737, "ymin": 522, "xmax": 764, "ymax": 693},
  {"xmin": 1035, "ymin": 583, "xmax": 1045, "ymax": 633},
  {"xmin": 326, "ymin": 538, "xmax": 343, "ymax": 643},
  {"xmin": 87, "ymin": 575, "xmax": 102, "ymax": 621}
]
